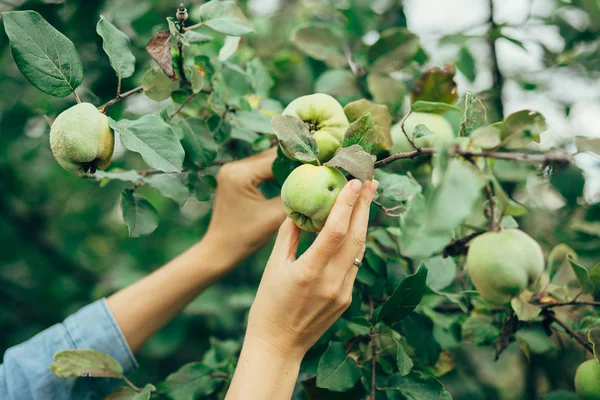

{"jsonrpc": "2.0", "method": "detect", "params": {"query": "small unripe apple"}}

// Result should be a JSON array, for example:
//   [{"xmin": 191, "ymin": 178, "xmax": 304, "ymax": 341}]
[
  {"xmin": 466, "ymin": 229, "xmax": 545, "ymax": 305},
  {"xmin": 281, "ymin": 165, "xmax": 348, "ymax": 232},
  {"xmin": 575, "ymin": 360, "xmax": 600, "ymax": 400},
  {"xmin": 50, "ymin": 103, "xmax": 114, "ymax": 173},
  {"xmin": 282, "ymin": 93, "xmax": 349, "ymax": 162},
  {"xmin": 391, "ymin": 112, "xmax": 455, "ymax": 153}
]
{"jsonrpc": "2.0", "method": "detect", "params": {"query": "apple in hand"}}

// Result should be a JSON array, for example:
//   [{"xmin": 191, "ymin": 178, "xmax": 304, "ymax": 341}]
[
  {"xmin": 466, "ymin": 229, "xmax": 545, "ymax": 305},
  {"xmin": 281, "ymin": 164, "xmax": 348, "ymax": 232},
  {"xmin": 282, "ymin": 93, "xmax": 349, "ymax": 162},
  {"xmin": 575, "ymin": 360, "xmax": 600, "ymax": 400},
  {"xmin": 50, "ymin": 103, "xmax": 114, "ymax": 173},
  {"xmin": 391, "ymin": 112, "xmax": 455, "ymax": 153}
]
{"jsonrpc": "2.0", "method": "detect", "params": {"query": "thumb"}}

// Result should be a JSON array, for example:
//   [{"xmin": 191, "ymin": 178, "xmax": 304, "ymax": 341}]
[{"xmin": 248, "ymin": 148, "xmax": 277, "ymax": 184}]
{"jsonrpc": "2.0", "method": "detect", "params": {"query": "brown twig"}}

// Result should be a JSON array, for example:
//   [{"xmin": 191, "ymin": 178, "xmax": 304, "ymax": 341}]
[
  {"xmin": 487, "ymin": 0, "xmax": 504, "ymax": 120},
  {"xmin": 374, "ymin": 146, "xmax": 572, "ymax": 169},
  {"xmin": 400, "ymin": 110, "xmax": 420, "ymax": 151},
  {"xmin": 169, "ymin": 92, "xmax": 198, "ymax": 122},
  {"xmin": 541, "ymin": 300, "xmax": 600, "ymax": 309},
  {"xmin": 442, "ymin": 232, "xmax": 483, "ymax": 258},
  {"xmin": 545, "ymin": 311, "xmax": 594, "ymax": 354},
  {"xmin": 368, "ymin": 293, "xmax": 377, "ymax": 400},
  {"xmin": 99, "ymin": 86, "xmax": 145, "ymax": 113},
  {"xmin": 484, "ymin": 184, "xmax": 498, "ymax": 231},
  {"xmin": 372, "ymin": 199, "xmax": 403, "ymax": 218}
]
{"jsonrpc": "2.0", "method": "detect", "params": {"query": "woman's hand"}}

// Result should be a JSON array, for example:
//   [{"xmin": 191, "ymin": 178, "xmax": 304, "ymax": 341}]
[
  {"xmin": 226, "ymin": 178, "xmax": 378, "ymax": 399},
  {"xmin": 203, "ymin": 148, "xmax": 286, "ymax": 268}
]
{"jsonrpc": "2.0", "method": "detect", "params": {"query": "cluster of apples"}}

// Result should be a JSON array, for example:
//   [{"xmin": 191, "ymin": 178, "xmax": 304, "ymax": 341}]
[{"xmin": 278, "ymin": 94, "xmax": 350, "ymax": 232}]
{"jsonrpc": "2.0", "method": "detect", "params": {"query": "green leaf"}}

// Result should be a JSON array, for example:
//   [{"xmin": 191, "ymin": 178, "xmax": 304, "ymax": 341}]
[
  {"xmin": 367, "ymin": 73, "xmax": 406, "ymax": 116},
  {"xmin": 411, "ymin": 64, "xmax": 458, "ymax": 106},
  {"xmin": 368, "ymin": 27, "xmax": 420, "ymax": 73},
  {"xmin": 500, "ymin": 110, "xmax": 548, "ymax": 150},
  {"xmin": 272, "ymin": 147, "xmax": 302, "ymax": 186},
  {"xmin": 142, "ymin": 67, "xmax": 180, "ymax": 102},
  {"xmin": 111, "ymin": 115, "xmax": 185, "ymax": 173},
  {"xmin": 511, "ymin": 292, "xmax": 542, "ymax": 321},
  {"xmin": 396, "ymin": 345, "xmax": 414, "ymax": 377},
  {"xmin": 106, "ymin": 384, "xmax": 156, "ymax": 400},
  {"xmin": 489, "ymin": 175, "xmax": 528, "ymax": 217},
  {"xmin": 374, "ymin": 169, "xmax": 422, "ymax": 203},
  {"xmin": 196, "ymin": 0, "xmax": 254, "ymax": 36},
  {"xmin": 343, "ymin": 113, "xmax": 377, "ymax": 153},
  {"xmin": 230, "ymin": 110, "xmax": 273, "ymax": 134},
  {"xmin": 385, "ymin": 372, "xmax": 446, "ymax": 400},
  {"xmin": 411, "ymin": 101, "xmax": 462, "ymax": 114},
  {"xmin": 121, "ymin": 190, "xmax": 159, "ymax": 237},
  {"xmin": 246, "ymin": 58, "xmax": 274, "ymax": 97},
  {"xmin": 49, "ymin": 349, "xmax": 123, "ymax": 378},
  {"xmin": 218, "ymin": 35, "xmax": 241, "ymax": 61},
  {"xmin": 462, "ymin": 314, "xmax": 499, "ymax": 345},
  {"xmin": 547, "ymin": 244, "xmax": 576, "ymax": 280},
  {"xmin": 2, "ymin": 10, "xmax": 83, "ymax": 97},
  {"xmin": 459, "ymin": 92, "xmax": 487, "ymax": 137},
  {"xmin": 145, "ymin": 175, "xmax": 189, "ymax": 206},
  {"xmin": 187, "ymin": 173, "xmax": 217, "ymax": 202},
  {"xmin": 158, "ymin": 362, "xmax": 225, "ymax": 400},
  {"xmin": 175, "ymin": 117, "xmax": 218, "ymax": 168},
  {"xmin": 376, "ymin": 266, "xmax": 428, "ymax": 324},
  {"xmin": 316, "ymin": 342, "xmax": 361, "ymax": 392},
  {"xmin": 97, "ymin": 16, "xmax": 135, "ymax": 81},
  {"xmin": 324, "ymin": 145, "xmax": 375, "ymax": 182},
  {"xmin": 271, "ymin": 115, "xmax": 318, "ymax": 163},
  {"xmin": 344, "ymin": 99, "xmax": 392, "ymax": 150},
  {"xmin": 456, "ymin": 45, "xmax": 476, "ymax": 82},
  {"xmin": 568, "ymin": 255, "xmax": 595, "ymax": 294},
  {"xmin": 515, "ymin": 327, "xmax": 556, "ymax": 359},
  {"xmin": 400, "ymin": 160, "xmax": 484, "ymax": 259},
  {"xmin": 423, "ymin": 256, "xmax": 457, "ymax": 291},
  {"xmin": 315, "ymin": 69, "xmax": 359, "ymax": 98},
  {"xmin": 290, "ymin": 23, "xmax": 346, "ymax": 67},
  {"xmin": 470, "ymin": 126, "xmax": 500, "ymax": 149},
  {"xmin": 400, "ymin": 313, "xmax": 442, "ymax": 366}
]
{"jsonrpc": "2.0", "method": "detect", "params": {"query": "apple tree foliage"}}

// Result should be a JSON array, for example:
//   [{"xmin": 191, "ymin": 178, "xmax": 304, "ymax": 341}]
[{"xmin": 1, "ymin": 1, "xmax": 600, "ymax": 399}]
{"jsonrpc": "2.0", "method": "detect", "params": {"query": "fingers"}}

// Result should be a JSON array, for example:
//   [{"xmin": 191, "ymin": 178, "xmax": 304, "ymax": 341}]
[
  {"xmin": 333, "ymin": 180, "xmax": 378, "ymax": 271},
  {"xmin": 300, "ymin": 179, "xmax": 363, "ymax": 269},
  {"xmin": 340, "ymin": 244, "xmax": 366, "ymax": 297},
  {"xmin": 245, "ymin": 147, "xmax": 277, "ymax": 185},
  {"xmin": 270, "ymin": 218, "xmax": 301, "ymax": 264},
  {"xmin": 262, "ymin": 196, "xmax": 287, "ymax": 232}
]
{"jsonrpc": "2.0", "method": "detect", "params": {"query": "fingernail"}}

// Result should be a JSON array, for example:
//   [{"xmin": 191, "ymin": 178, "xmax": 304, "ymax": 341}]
[
  {"xmin": 349, "ymin": 179, "xmax": 362, "ymax": 193},
  {"xmin": 369, "ymin": 180, "xmax": 379, "ymax": 195}
]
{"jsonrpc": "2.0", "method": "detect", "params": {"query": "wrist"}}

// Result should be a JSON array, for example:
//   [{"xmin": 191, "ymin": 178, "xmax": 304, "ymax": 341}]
[{"xmin": 195, "ymin": 230, "xmax": 245, "ymax": 272}]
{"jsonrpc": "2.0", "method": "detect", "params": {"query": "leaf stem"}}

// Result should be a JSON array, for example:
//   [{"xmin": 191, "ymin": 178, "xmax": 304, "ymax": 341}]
[
  {"xmin": 73, "ymin": 90, "xmax": 81, "ymax": 104},
  {"xmin": 484, "ymin": 183, "xmax": 498, "ymax": 231},
  {"xmin": 123, "ymin": 376, "xmax": 141, "ymax": 392},
  {"xmin": 401, "ymin": 110, "xmax": 420, "ymax": 151}
]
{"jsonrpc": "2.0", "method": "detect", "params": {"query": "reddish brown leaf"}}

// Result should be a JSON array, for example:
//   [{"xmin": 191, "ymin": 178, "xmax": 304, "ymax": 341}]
[{"xmin": 146, "ymin": 30, "xmax": 176, "ymax": 81}]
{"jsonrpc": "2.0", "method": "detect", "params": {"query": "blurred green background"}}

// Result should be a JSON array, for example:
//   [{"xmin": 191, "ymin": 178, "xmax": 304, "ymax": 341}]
[{"xmin": 1, "ymin": 0, "xmax": 599, "ymax": 398}]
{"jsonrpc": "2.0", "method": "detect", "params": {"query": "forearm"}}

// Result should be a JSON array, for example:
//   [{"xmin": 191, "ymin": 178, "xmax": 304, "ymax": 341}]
[
  {"xmin": 106, "ymin": 233, "xmax": 241, "ymax": 352},
  {"xmin": 226, "ymin": 333, "xmax": 302, "ymax": 400}
]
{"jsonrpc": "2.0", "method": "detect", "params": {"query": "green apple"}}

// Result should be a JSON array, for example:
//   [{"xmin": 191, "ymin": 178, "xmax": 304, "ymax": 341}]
[
  {"xmin": 391, "ymin": 112, "xmax": 455, "ymax": 153},
  {"xmin": 50, "ymin": 103, "xmax": 114, "ymax": 173},
  {"xmin": 466, "ymin": 229, "xmax": 545, "ymax": 305},
  {"xmin": 282, "ymin": 93, "xmax": 349, "ymax": 162},
  {"xmin": 575, "ymin": 360, "xmax": 600, "ymax": 400},
  {"xmin": 281, "ymin": 164, "xmax": 348, "ymax": 232}
]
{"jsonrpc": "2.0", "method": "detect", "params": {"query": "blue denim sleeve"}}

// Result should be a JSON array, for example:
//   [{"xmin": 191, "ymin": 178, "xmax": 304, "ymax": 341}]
[{"xmin": 0, "ymin": 298, "xmax": 137, "ymax": 400}]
